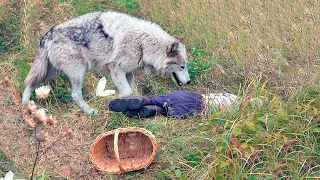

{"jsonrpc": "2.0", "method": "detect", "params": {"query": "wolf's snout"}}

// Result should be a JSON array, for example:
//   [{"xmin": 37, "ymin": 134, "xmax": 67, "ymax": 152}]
[{"xmin": 171, "ymin": 66, "xmax": 191, "ymax": 86}]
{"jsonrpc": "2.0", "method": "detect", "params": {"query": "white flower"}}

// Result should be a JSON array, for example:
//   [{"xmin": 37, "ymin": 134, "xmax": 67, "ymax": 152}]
[{"xmin": 35, "ymin": 86, "xmax": 51, "ymax": 99}]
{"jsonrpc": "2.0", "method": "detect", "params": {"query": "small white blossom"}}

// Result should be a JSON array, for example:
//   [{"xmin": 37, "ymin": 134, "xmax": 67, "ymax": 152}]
[{"xmin": 35, "ymin": 86, "xmax": 51, "ymax": 99}]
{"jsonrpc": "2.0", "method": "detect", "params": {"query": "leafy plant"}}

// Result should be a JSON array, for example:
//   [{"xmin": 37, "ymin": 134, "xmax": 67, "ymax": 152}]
[
  {"xmin": 46, "ymin": 74, "xmax": 73, "ymax": 104},
  {"xmin": 188, "ymin": 47, "xmax": 215, "ymax": 80},
  {"xmin": 184, "ymin": 149, "xmax": 202, "ymax": 167}
]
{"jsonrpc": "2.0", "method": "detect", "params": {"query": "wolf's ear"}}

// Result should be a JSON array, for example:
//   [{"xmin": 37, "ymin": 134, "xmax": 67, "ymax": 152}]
[
  {"xmin": 167, "ymin": 41, "xmax": 179, "ymax": 58},
  {"xmin": 177, "ymin": 37, "xmax": 184, "ymax": 43}
]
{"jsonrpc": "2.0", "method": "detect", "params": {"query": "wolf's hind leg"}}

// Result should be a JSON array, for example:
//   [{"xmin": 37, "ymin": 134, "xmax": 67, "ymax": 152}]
[
  {"xmin": 43, "ymin": 62, "xmax": 61, "ymax": 81},
  {"xmin": 64, "ymin": 66, "xmax": 98, "ymax": 115},
  {"xmin": 22, "ymin": 86, "xmax": 36, "ymax": 104},
  {"xmin": 126, "ymin": 72, "xmax": 134, "ymax": 91}
]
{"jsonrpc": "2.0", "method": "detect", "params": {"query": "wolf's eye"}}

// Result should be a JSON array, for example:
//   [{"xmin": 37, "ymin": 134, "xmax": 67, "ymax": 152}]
[{"xmin": 180, "ymin": 66, "xmax": 185, "ymax": 69}]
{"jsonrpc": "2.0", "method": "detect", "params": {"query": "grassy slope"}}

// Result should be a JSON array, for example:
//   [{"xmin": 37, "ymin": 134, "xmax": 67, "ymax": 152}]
[{"xmin": 0, "ymin": 0, "xmax": 319, "ymax": 179}]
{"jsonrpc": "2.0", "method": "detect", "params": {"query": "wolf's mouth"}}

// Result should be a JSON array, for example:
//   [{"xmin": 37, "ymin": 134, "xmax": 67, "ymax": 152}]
[{"xmin": 172, "ymin": 72, "xmax": 182, "ymax": 86}]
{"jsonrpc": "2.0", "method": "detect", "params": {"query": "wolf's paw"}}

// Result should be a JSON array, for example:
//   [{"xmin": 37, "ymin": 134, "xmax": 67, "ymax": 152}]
[
  {"xmin": 87, "ymin": 108, "xmax": 98, "ymax": 115},
  {"xmin": 82, "ymin": 106, "xmax": 98, "ymax": 115}
]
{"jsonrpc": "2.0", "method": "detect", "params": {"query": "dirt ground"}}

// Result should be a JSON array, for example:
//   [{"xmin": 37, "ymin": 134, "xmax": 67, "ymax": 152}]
[{"xmin": 0, "ymin": 85, "xmax": 108, "ymax": 179}]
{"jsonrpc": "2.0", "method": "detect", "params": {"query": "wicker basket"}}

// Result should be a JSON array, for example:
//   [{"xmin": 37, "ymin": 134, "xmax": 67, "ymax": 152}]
[{"xmin": 89, "ymin": 127, "xmax": 158, "ymax": 174}]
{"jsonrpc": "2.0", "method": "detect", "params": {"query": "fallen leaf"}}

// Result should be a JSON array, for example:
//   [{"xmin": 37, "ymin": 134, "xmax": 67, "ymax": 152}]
[
  {"xmin": 11, "ymin": 87, "xmax": 22, "ymax": 105},
  {"xmin": 64, "ymin": 128, "xmax": 74, "ymax": 139},
  {"xmin": 0, "ymin": 76, "xmax": 10, "ymax": 87},
  {"xmin": 61, "ymin": 17, "xmax": 68, "ymax": 22},
  {"xmin": 23, "ymin": 110, "xmax": 36, "ymax": 128},
  {"xmin": 47, "ymin": 115, "xmax": 57, "ymax": 125},
  {"xmin": 234, "ymin": 141, "xmax": 241, "ymax": 149}
]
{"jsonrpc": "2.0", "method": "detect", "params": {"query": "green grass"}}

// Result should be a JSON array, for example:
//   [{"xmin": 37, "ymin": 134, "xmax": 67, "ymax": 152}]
[
  {"xmin": 72, "ymin": 0, "xmax": 112, "ymax": 15},
  {"xmin": 0, "ymin": 152, "xmax": 23, "ymax": 178},
  {"xmin": 12, "ymin": 59, "xmax": 30, "ymax": 89},
  {"xmin": 113, "ymin": 0, "xmax": 141, "ymax": 16},
  {"xmin": 0, "ymin": 0, "xmax": 319, "ymax": 179},
  {"xmin": 188, "ymin": 47, "xmax": 216, "ymax": 81},
  {"xmin": 0, "ymin": 152, "xmax": 13, "ymax": 177}
]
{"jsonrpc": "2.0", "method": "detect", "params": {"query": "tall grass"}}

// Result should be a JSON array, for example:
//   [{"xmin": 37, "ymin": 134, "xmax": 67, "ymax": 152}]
[{"xmin": 141, "ymin": 0, "xmax": 320, "ymax": 96}]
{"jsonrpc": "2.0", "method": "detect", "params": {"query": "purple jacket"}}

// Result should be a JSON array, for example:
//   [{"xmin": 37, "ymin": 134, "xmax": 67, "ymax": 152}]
[{"xmin": 149, "ymin": 91, "xmax": 203, "ymax": 119}]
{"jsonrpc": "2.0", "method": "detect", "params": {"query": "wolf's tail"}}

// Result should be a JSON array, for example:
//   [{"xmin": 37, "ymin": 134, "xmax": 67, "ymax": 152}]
[{"xmin": 24, "ymin": 48, "xmax": 48, "ymax": 87}]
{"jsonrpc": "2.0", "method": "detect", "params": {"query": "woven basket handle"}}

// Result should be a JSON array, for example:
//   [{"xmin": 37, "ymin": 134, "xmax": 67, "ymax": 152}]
[{"xmin": 114, "ymin": 129, "xmax": 126, "ymax": 172}]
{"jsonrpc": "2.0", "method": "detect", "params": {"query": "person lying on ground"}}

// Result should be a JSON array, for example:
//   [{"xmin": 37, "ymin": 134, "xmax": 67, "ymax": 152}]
[{"xmin": 108, "ymin": 91, "xmax": 242, "ymax": 119}]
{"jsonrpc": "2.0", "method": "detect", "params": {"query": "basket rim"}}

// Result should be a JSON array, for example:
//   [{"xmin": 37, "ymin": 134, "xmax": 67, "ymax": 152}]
[{"xmin": 89, "ymin": 127, "xmax": 158, "ymax": 174}]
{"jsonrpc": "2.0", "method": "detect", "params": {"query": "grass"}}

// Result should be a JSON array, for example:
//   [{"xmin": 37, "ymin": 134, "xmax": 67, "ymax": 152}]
[
  {"xmin": 0, "ymin": 0, "xmax": 319, "ymax": 179},
  {"xmin": 0, "ymin": 151, "xmax": 24, "ymax": 178},
  {"xmin": 0, "ymin": 151, "xmax": 15, "ymax": 177}
]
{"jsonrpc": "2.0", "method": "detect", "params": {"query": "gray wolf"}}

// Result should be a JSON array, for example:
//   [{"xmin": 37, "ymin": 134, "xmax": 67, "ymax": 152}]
[{"xmin": 22, "ymin": 11, "xmax": 191, "ymax": 115}]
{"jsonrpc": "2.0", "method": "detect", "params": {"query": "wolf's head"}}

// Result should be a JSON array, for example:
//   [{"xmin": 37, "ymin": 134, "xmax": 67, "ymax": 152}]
[
  {"xmin": 142, "ymin": 37, "xmax": 191, "ymax": 86},
  {"xmin": 165, "ymin": 40, "xmax": 191, "ymax": 86}
]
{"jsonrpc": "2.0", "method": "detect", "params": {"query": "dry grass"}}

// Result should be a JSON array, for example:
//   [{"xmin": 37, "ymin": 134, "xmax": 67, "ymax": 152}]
[
  {"xmin": 0, "ymin": 0, "xmax": 319, "ymax": 179},
  {"xmin": 141, "ymin": 0, "xmax": 320, "ymax": 96}
]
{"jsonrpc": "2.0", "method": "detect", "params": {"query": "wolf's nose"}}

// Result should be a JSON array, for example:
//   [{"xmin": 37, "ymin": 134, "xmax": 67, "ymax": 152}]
[{"xmin": 187, "ymin": 80, "xmax": 191, "ymax": 84}]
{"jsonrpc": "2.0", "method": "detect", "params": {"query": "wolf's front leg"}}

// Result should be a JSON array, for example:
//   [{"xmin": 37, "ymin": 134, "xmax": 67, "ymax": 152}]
[{"xmin": 110, "ymin": 70, "xmax": 133, "ymax": 98}]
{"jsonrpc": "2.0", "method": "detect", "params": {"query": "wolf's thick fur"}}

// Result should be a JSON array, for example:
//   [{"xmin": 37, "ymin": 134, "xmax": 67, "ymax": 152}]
[{"xmin": 23, "ymin": 11, "xmax": 191, "ymax": 114}]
